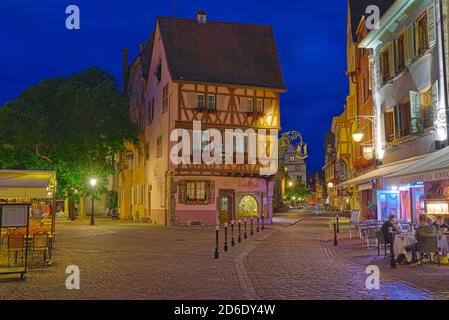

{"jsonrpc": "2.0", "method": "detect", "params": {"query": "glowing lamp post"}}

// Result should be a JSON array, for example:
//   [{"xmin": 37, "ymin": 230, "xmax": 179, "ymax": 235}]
[
  {"xmin": 352, "ymin": 130, "xmax": 364, "ymax": 143},
  {"xmin": 90, "ymin": 178, "xmax": 97, "ymax": 226}
]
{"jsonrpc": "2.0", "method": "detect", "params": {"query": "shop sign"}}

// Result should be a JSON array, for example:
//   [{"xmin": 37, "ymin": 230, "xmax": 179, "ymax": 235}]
[{"xmin": 399, "ymin": 169, "xmax": 449, "ymax": 185}]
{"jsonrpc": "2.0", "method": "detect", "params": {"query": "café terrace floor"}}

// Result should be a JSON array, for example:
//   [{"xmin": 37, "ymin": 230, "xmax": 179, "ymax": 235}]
[{"xmin": 1, "ymin": 210, "xmax": 449, "ymax": 300}]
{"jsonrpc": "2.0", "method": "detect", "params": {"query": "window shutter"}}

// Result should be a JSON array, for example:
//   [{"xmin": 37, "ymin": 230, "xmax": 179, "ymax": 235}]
[
  {"xmin": 178, "ymin": 180, "xmax": 186, "ymax": 204},
  {"xmin": 388, "ymin": 42, "xmax": 395, "ymax": 78},
  {"xmin": 208, "ymin": 181, "xmax": 215, "ymax": 204},
  {"xmin": 375, "ymin": 56, "xmax": 382, "ymax": 89},
  {"xmin": 428, "ymin": 5, "xmax": 437, "ymax": 48},
  {"xmin": 394, "ymin": 105, "xmax": 401, "ymax": 139},
  {"xmin": 264, "ymin": 99, "xmax": 271, "ymax": 112},
  {"xmin": 239, "ymin": 97, "xmax": 248, "ymax": 112},
  {"xmin": 187, "ymin": 92, "xmax": 196, "ymax": 108},
  {"xmin": 432, "ymin": 81, "xmax": 439, "ymax": 124},
  {"xmin": 410, "ymin": 91, "xmax": 421, "ymax": 133},
  {"xmin": 217, "ymin": 94, "xmax": 225, "ymax": 110},
  {"xmin": 405, "ymin": 24, "xmax": 415, "ymax": 65}
]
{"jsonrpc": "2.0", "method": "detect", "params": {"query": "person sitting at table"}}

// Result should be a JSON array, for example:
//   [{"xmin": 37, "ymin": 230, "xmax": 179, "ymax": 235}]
[
  {"xmin": 433, "ymin": 215, "xmax": 449, "ymax": 232},
  {"xmin": 403, "ymin": 215, "xmax": 439, "ymax": 263},
  {"xmin": 381, "ymin": 215, "xmax": 397, "ymax": 244}
]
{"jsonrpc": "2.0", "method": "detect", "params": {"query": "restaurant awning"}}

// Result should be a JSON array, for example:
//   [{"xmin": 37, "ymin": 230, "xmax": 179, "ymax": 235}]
[
  {"xmin": 338, "ymin": 156, "xmax": 426, "ymax": 189},
  {"xmin": 0, "ymin": 170, "xmax": 57, "ymax": 199},
  {"xmin": 384, "ymin": 146, "xmax": 449, "ymax": 185}
]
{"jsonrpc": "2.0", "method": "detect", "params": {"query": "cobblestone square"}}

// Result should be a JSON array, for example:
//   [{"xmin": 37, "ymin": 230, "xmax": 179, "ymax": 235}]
[{"xmin": 1, "ymin": 210, "xmax": 448, "ymax": 300}]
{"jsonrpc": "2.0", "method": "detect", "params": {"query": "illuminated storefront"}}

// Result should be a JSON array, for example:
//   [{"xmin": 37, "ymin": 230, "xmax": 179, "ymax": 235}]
[{"xmin": 384, "ymin": 147, "xmax": 449, "ymax": 222}]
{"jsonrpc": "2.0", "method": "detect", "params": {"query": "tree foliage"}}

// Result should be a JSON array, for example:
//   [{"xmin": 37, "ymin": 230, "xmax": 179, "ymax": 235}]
[
  {"xmin": 0, "ymin": 67, "xmax": 138, "ymax": 200},
  {"xmin": 285, "ymin": 177, "xmax": 310, "ymax": 201}
]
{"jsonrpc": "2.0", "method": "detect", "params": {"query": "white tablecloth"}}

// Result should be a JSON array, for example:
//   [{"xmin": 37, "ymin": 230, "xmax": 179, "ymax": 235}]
[
  {"xmin": 394, "ymin": 235, "xmax": 416, "ymax": 263},
  {"xmin": 394, "ymin": 234, "xmax": 449, "ymax": 263}
]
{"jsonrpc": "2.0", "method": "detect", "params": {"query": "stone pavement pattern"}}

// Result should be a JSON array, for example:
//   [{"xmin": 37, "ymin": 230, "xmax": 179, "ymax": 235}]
[{"xmin": 0, "ymin": 211, "xmax": 447, "ymax": 300}]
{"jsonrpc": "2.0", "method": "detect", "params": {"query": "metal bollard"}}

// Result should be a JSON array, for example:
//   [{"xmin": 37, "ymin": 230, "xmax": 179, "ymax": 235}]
[
  {"xmin": 336, "ymin": 214, "xmax": 340, "ymax": 234},
  {"xmin": 231, "ymin": 221, "xmax": 235, "ymax": 247},
  {"xmin": 256, "ymin": 217, "xmax": 260, "ymax": 233},
  {"xmin": 224, "ymin": 223, "xmax": 228, "ymax": 252},
  {"xmin": 250, "ymin": 218, "xmax": 254, "ymax": 236},
  {"xmin": 389, "ymin": 227, "xmax": 396, "ymax": 268},
  {"xmin": 214, "ymin": 225, "xmax": 219, "ymax": 259},
  {"xmin": 244, "ymin": 219, "xmax": 248, "ymax": 239},
  {"xmin": 333, "ymin": 222, "xmax": 337, "ymax": 246},
  {"xmin": 238, "ymin": 219, "xmax": 242, "ymax": 243}
]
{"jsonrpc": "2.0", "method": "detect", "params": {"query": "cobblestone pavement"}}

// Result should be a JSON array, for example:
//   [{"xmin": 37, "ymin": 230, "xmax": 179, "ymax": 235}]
[
  {"xmin": 245, "ymin": 212, "xmax": 445, "ymax": 300},
  {"xmin": 0, "ymin": 211, "xmax": 447, "ymax": 300}
]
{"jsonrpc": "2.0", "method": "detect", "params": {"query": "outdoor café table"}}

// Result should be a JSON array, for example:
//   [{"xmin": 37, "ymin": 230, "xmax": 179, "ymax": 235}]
[{"xmin": 394, "ymin": 234, "xmax": 417, "ymax": 263}]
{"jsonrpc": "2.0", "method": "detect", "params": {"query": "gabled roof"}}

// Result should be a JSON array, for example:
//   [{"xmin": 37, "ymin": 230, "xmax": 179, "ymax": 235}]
[
  {"xmin": 157, "ymin": 16, "xmax": 285, "ymax": 90},
  {"xmin": 349, "ymin": 0, "xmax": 396, "ymax": 41}
]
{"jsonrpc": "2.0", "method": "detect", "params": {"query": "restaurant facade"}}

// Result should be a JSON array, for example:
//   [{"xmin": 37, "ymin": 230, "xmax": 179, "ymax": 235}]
[{"xmin": 329, "ymin": 0, "xmax": 449, "ymax": 222}]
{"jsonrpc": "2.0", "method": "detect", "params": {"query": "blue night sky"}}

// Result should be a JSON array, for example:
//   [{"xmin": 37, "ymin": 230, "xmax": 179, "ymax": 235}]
[{"xmin": 0, "ymin": 0, "xmax": 348, "ymax": 173}]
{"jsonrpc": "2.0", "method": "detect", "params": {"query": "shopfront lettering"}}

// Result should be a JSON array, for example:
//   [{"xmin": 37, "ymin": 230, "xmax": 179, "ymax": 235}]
[{"xmin": 400, "ymin": 170, "xmax": 449, "ymax": 185}]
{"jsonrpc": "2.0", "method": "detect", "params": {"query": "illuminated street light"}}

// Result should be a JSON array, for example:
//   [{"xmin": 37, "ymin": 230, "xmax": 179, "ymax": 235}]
[
  {"xmin": 90, "ymin": 178, "xmax": 97, "ymax": 225},
  {"xmin": 327, "ymin": 182, "xmax": 334, "ymax": 189},
  {"xmin": 288, "ymin": 181, "xmax": 293, "ymax": 187},
  {"xmin": 352, "ymin": 129, "xmax": 364, "ymax": 142}
]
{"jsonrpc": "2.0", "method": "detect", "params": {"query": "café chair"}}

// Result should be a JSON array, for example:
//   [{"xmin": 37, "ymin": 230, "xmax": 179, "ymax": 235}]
[
  {"xmin": 417, "ymin": 236, "xmax": 440, "ymax": 267},
  {"xmin": 364, "ymin": 228, "xmax": 378, "ymax": 249},
  {"xmin": 8, "ymin": 234, "xmax": 24, "ymax": 267},
  {"xmin": 32, "ymin": 233, "xmax": 49, "ymax": 265},
  {"xmin": 376, "ymin": 230, "xmax": 389, "ymax": 257}
]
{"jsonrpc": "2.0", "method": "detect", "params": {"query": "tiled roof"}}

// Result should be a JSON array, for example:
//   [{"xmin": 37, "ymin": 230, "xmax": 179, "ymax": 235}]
[
  {"xmin": 349, "ymin": 0, "xmax": 396, "ymax": 41},
  {"xmin": 157, "ymin": 16, "xmax": 285, "ymax": 90}
]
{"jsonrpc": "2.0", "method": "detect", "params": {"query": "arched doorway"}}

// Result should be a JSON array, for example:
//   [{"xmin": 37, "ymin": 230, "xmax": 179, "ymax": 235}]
[{"xmin": 238, "ymin": 195, "xmax": 259, "ymax": 218}]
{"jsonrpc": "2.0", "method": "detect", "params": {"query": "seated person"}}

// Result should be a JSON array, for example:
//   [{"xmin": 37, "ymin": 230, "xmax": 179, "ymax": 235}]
[
  {"xmin": 433, "ymin": 215, "xmax": 449, "ymax": 232},
  {"xmin": 404, "ymin": 215, "xmax": 439, "ymax": 263},
  {"xmin": 381, "ymin": 215, "xmax": 397, "ymax": 243}
]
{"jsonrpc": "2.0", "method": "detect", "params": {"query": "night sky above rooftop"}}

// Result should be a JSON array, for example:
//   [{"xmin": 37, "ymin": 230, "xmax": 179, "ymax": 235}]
[{"xmin": 0, "ymin": 0, "xmax": 348, "ymax": 173}]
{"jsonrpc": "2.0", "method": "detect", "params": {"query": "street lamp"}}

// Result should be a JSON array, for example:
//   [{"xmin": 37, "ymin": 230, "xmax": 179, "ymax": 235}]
[
  {"xmin": 352, "ymin": 129, "xmax": 364, "ymax": 142},
  {"xmin": 90, "ymin": 178, "xmax": 97, "ymax": 226},
  {"xmin": 288, "ymin": 181, "xmax": 293, "ymax": 187}
]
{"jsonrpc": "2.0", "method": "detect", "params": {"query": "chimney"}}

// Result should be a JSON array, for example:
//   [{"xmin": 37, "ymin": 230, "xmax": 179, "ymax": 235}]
[
  {"xmin": 122, "ymin": 48, "xmax": 129, "ymax": 94},
  {"xmin": 197, "ymin": 10, "xmax": 207, "ymax": 24}
]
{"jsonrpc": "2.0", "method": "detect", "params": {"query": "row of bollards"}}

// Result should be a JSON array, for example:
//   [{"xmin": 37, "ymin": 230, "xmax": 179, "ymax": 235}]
[{"xmin": 215, "ymin": 217, "xmax": 264, "ymax": 259}]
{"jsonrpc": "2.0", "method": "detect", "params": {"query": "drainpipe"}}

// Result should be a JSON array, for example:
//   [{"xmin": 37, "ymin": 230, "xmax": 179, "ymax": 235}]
[{"xmin": 439, "ymin": 0, "xmax": 449, "ymax": 148}]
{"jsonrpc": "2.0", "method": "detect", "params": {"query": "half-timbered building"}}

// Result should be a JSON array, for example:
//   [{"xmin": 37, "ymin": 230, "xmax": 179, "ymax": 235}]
[{"xmin": 120, "ymin": 12, "xmax": 286, "ymax": 226}]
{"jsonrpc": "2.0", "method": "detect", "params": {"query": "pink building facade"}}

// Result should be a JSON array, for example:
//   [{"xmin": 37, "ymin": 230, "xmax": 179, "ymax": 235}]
[{"xmin": 120, "ymin": 12, "xmax": 285, "ymax": 226}]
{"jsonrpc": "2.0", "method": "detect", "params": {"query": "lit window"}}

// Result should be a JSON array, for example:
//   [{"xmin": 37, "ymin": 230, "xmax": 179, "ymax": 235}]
[
  {"xmin": 417, "ymin": 13, "xmax": 429, "ymax": 54},
  {"xmin": 289, "ymin": 155, "xmax": 295, "ymax": 162},
  {"xmin": 185, "ymin": 181, "xmax": 208, "ymax": 203}
]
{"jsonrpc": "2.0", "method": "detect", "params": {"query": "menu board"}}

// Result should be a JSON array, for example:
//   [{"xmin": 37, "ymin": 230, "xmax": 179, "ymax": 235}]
[{"xmin": 1, "ymin": 204, "xmax": 29, "ymax": 227}]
